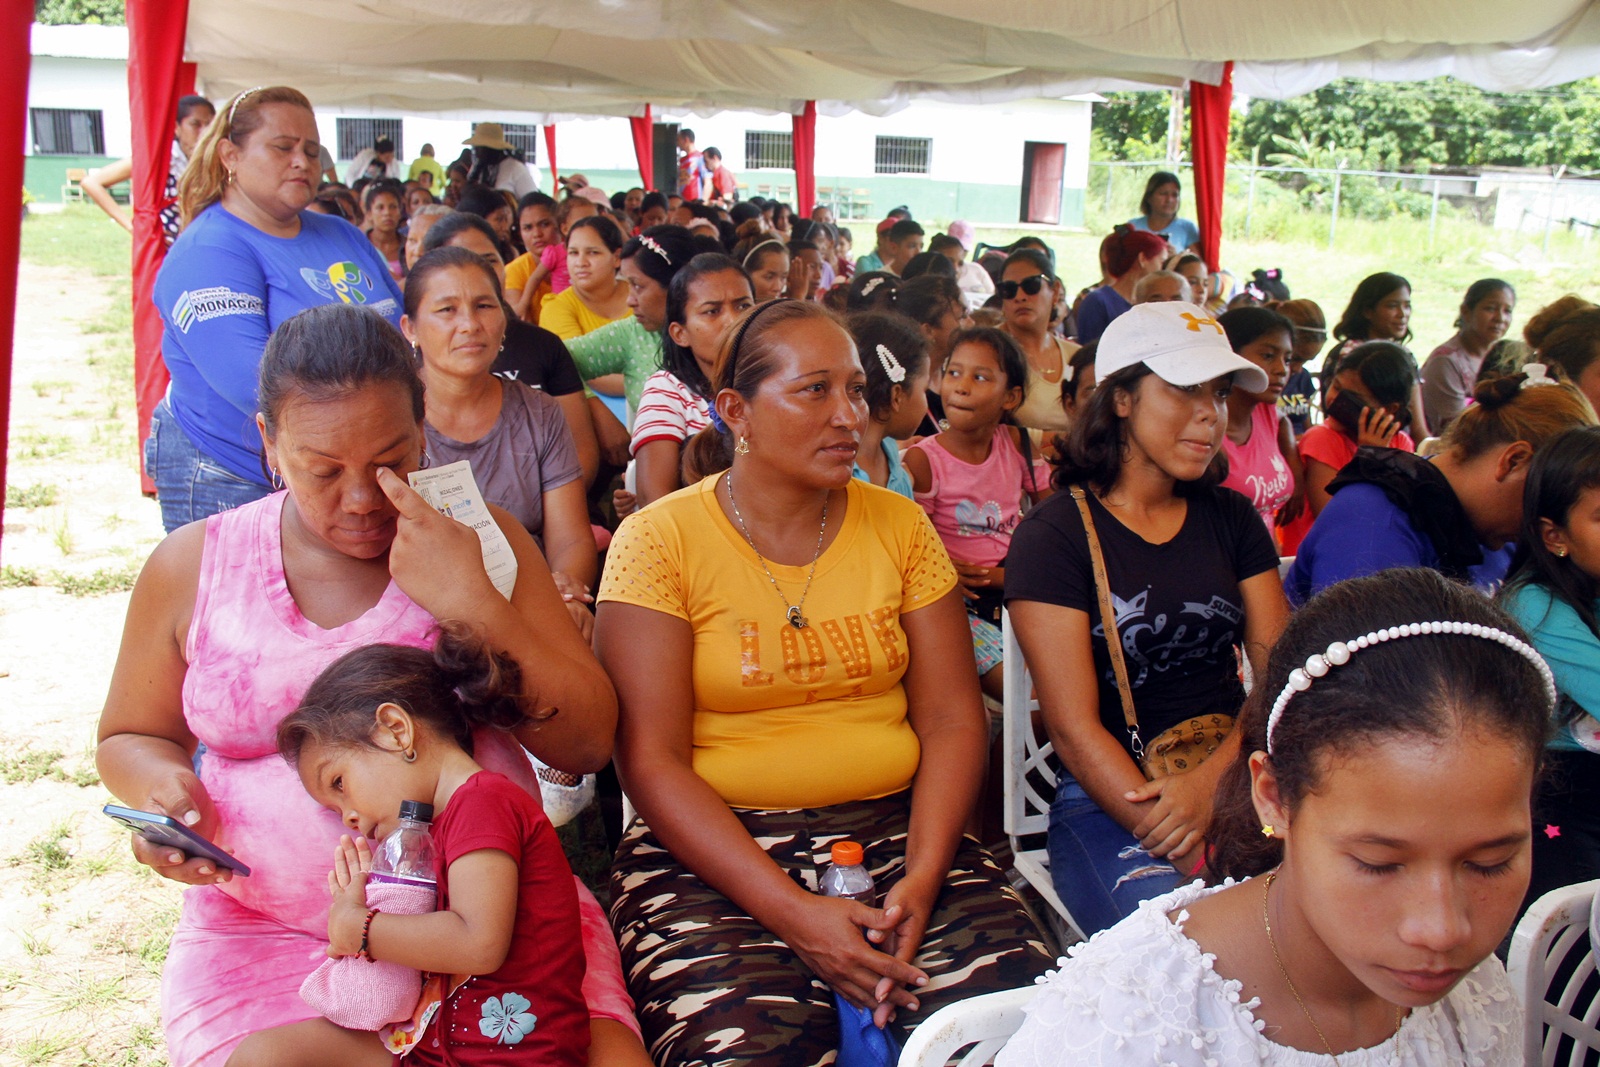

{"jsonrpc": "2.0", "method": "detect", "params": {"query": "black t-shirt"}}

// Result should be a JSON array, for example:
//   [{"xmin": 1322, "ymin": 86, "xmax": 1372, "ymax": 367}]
[
  {"xmin": 1005, "ymin": 486, "xmax": 1279, "ymax": 758},
  {"xmin": 493, "ymin": 317, "xmax": 585, "ymax": 397}
]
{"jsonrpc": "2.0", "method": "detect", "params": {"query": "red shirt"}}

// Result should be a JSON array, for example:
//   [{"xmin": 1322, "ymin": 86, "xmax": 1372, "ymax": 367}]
[{"xmin": 416, "ymin": 771, "xmax": 588, "ymax": 1066}]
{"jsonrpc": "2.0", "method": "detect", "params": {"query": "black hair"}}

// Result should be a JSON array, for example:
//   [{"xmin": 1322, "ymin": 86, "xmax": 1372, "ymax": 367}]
[
  {"xmin": 1333, "ymin": 341, "xmax": 1419, "ymax": 426},
  {"xmin": 1503, "ymin": 426, "xmax": 1600, "ymax": 642},
  {"xmin": 848, "ymin": 312, "xmax": 931, "ymax": 418},
  {"xmin": 728, "ymin": 201, "xmax": 762, "ymax": 226},
  {"xmin": 366, "ymin": 177, "xmax": 406, "ymax": 216},
  {"xmin": 278, "ymin": 623, "xmax": 536, "ymax": 764},
  {"xmin": 1334, "ymin": 272, "xmax": 1412, "ymax": 343},
  {"xmin": 467, "ymin": 146, "xmax": 513, "ymax": 187},
  {"xmin": 568, "ymin": 213, "xmax": 625, "ymax": 253},
  {"xmin": 1002, "ymin": 248, "xmax": 1056, "ymax": 282},
  {"xmin": 703, "ymin": 146, "xmax": 722, "ymax": 162},
  {"xmin": 1210, "ymin": 568, "xmax": 1551, "ymax": 881},
  {"xmin": 609, "ymin": 191, "xmax": 627, "ymax": 210},
  {"xmin": 455, "ymin": 182, "xmax": 510, "ymax": 221},
  {"xmin": 663, "ymin": 253, "xmax": 752, "ymax": 397},
  {"xmin": 679, "ymin": 127, "xmax": 695, "ymax": 142},
  {"xmin": 402, "ymin": 245, "xmax": 504, "ymax": 318},
  {"xmin": 947, "ymin": 325, "xmax": 1028, "ymax": 401},
  {"xmin": 847, "ymin": 271, "xmax": 900, "ymax": 312},
  {"xmin": 420, "ymin": 211, "xmax": 500, "ymax": 257},
  {"xmin": 1218, "ymin": 306, "xmax": 1294, "ymax": 354},
  {"xmin": 901, "ymin": 251, "xmax": 955, "ymax": 281},
  {"xmin": 177, "ymin": 95, "xmax": 214, "ymax": 122},
  {"xmin": 257, "ymin": 304, "xmax": 423, "ymax": 439},
  {"xmin": 619, "ymin": 224, "xmax": 698, "ymax": 289},
  {"xmin": 640, "ymin": 191, "xmax": 670, "ymax": 216},
  {"xmin": 928, "ymin": 234, "xmax": 965, "ymax": 256},
  {"xmin": 1458, "ymin": 278, "xmax": 1515, "ymax": 327},
  {"xmin": 516, "ymin": 191, "xmax": 559, "ymax": 216},
  {"xmin": 1053, "ymin": 363, "xmax": 1227, "ymax": 494},
  {"xmin": 898, "ymin": 275, "xmax": 964, "ymax": 329},
  {"xmin": 887, "ymin": 218, "xmax": 924, "ymax": 243},
  {"xmin": 1139, "ymin": 170, "xmax": 1181, "ymax": 217}
]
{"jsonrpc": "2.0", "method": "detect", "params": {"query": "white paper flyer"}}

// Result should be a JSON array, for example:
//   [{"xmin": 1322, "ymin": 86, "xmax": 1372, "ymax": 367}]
[{"xmin": 407, "ymin": 460, "xmax": 518, "ymax": 600}]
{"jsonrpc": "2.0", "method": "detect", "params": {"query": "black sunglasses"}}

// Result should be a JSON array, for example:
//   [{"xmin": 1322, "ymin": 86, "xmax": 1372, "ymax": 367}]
[{"xmin": 1001, "ymin": 274, "xmax": 1050, "ymax": 300}]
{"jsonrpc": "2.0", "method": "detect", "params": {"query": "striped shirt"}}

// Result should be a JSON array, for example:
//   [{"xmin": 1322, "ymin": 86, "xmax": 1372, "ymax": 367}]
[{"xmin": 630, "ymin": 370, "xmax": 711, "ymax": 455}]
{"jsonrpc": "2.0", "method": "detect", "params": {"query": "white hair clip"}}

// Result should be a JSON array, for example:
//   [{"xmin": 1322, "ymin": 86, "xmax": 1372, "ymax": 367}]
[
  {"xmin": 228, "ymin": 86, "xmax": 266, "ymax": 126},
  {"xmin": 861, "ymin": 277, "xmax": 885, "ymax": 297},
  {"xmin": 1523, "ymin": 362, "xmax": 1558, "ymax": 388},
  {"xmin": 639, "ymin": 235, "xmax": 671, "ymax": 265},
  {"xmin": 876, "ymin": 344, "xmax": 906, "ymax": 384},
  {"xmin": 1265, "ymin": 620, "xmax": 1556, "ymax": 755}
]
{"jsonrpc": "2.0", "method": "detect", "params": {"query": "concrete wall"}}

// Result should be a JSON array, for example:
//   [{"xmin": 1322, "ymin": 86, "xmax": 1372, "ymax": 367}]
[{"xmin": 27, "ymin": 54, "xmax": 132, "ymax": 158}]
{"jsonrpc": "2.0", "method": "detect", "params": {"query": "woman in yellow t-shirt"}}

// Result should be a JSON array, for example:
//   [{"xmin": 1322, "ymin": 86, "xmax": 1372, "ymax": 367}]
[
  {"xmin": 539, "ymin": 215, "xmax": 632, "ymax": 341},
  {"xmin": 595, "ymin": 300, "xmax": 1050, "ymax": 1066}
]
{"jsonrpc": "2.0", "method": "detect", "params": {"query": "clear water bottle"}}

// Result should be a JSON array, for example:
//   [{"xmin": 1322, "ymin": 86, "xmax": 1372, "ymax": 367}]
[
  {"xmin": 819, "ymin": 841, "xmax": 875, "ymax": 904},
  {"xmin": 368, "ymin": 800, "xmax": 438, "ymax": 890}
]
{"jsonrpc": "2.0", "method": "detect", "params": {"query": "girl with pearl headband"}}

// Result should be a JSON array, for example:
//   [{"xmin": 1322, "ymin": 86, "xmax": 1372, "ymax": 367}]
[{"xmin": 1000, "ymin": 567, "xmax": 1552, "ymax": 1067}]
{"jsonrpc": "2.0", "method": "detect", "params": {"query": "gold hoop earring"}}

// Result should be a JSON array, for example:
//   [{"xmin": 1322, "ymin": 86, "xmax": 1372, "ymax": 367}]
[{"xmin": 734, "ymin": 437, "xmax": 751, "ymax": 457}]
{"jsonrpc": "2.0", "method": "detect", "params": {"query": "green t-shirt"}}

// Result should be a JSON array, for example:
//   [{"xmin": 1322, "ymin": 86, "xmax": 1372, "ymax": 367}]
[
  {"xmin": 565, "ymin": 316, "xmax": 662, "ymax": 412},
  {"xmin": 407, "ymin": 156, "xmax": 447, "ymax": 192}
]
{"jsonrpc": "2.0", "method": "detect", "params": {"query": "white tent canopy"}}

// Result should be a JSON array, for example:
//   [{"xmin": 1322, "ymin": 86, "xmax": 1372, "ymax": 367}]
[{"xmin": 185, "ymin": 0, "xmax": 1600, "ymax": 119}]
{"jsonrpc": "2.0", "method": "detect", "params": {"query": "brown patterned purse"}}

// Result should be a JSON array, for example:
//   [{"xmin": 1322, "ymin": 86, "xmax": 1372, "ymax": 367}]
[{"xmin": 1070, "ymin": 485, "xmax": 1234, "ymax": 780}]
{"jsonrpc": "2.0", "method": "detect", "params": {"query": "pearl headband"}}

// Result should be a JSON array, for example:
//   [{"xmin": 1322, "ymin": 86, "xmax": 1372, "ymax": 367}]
[{"xmin": 1265, "ymin": 620, "xmax": 1557, "ymax": 755}]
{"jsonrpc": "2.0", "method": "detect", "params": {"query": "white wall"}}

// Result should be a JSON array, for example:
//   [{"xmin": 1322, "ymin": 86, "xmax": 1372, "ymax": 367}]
[{"xmin": 26, "ymin": 55, "xmax": 131, "ymax": 156}]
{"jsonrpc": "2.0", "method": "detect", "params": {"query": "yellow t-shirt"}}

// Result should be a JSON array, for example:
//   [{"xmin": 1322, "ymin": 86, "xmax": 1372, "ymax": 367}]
[
  {"xmin": 539, "ymin": 286, "xmax": 631, "ymax": 341},
  {"xmin": 598, "ymin": 475, "xmax": 958, "ymax": 809},
  {"xmin": 503, "ymin": 253, "xmax": 551, "ymax": 325}
]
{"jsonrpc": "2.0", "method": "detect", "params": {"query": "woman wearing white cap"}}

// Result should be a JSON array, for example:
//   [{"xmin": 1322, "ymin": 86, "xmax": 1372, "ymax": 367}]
[
  {"xmin": 1005, "ymin": 301, "xmax": 1291, "ymax": 935},
  {"xmin": 464, "ymin": 122, "xmax": 539, "ymax": 199}
]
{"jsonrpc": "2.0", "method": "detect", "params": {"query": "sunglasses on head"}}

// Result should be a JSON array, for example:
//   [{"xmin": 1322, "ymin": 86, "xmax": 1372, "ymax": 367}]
[{"xmin": 1001, "ymin": 274, "xmax": 1050, "ymax": 300}]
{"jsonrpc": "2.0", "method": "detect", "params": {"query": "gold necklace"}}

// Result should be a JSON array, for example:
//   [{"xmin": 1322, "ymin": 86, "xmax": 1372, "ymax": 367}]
[
  {"xmin": 1261, "ymin": 872, "xmax": 1404, "ymax": 1064},
  {"xmin": 725, "ymin": 468, "xmax": 827, "ymax": 630}
]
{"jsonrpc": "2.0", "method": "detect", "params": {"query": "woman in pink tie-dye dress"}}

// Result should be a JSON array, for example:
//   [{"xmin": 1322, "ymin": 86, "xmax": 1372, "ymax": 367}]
[{"xmin": 96, "ymin": 305, "xmax": 647, "ymax": 1066}]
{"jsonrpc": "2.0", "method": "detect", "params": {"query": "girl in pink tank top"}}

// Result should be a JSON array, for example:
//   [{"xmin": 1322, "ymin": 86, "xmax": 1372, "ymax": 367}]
[{"xmin": 903, "ymin": 328, "xmax": 1050, "ymax": 697}]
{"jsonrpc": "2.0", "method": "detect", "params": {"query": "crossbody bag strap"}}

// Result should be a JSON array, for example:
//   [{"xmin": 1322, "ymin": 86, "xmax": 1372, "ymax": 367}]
[{"xmin": 1069, "ymin": 484, "xmax": 1144, "ymax": 762}]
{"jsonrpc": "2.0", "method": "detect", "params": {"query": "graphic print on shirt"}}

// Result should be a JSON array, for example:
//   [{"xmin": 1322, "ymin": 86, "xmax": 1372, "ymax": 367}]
[
  {"xmin": 738, "ymin": 611, "xmax": 905, "ymax": 690},
  {"xmin": 478, "ymin": 992, "xmax": 538, "ymax": 1045},
  {"xmin": 1091, "ymin": 587, "xmax": 1240, "ymax": 687},
  {"xmin": 301, "ymin": 261, "xmax": 384, "ymax": 307},
  {"xmin": 1245, "ymin": 451, "xmax": 1291, "ymax": 512},
  {"xmin": 170, "ymin": 287, "xmax": 265, "ymax": 333},
  {"xmin": 954, "ymin": 499, "xmax": 1011, "ymax": 538}
]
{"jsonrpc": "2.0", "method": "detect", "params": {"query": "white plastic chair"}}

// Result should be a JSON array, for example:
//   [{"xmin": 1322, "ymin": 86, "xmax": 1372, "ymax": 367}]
[
  {"xmin": 897, "ymin": 985, "xmax": 1035, "ymax": 1067},
  {"xmin": 1508, "ymin": 878, "xmax": 1600, "ymax": 1065},
  {"xmin": 1001, "ymin": 608, "xmax": 1086, "ymax": 948}
]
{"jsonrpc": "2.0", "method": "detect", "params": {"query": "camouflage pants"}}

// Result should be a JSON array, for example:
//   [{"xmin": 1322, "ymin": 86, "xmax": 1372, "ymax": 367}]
[{"xmin": 608, "ymin": 792, "xmax": 1053, "ymax": 1067}]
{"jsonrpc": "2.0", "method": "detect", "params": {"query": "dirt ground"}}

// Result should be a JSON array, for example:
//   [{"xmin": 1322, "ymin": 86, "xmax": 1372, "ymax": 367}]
[{"xmin": 1, "ymin": 262, "xmax": 171, "ymax": 1066}]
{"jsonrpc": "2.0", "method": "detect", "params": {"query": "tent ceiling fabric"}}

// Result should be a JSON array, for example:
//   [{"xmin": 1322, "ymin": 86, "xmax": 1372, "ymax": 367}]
[{"xmin": 185, "ymin": 0, "xmax": 1600, "ymax": 115}]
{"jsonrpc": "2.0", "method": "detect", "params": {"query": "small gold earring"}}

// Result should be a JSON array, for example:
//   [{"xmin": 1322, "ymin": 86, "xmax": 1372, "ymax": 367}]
[
  {"xmin": 1261, "ymin": 824, "xmax": 1276, "ymax": 838},
  {"xmin": 734, "ymin": 437, "xmax": 751, "ymax": 456}
]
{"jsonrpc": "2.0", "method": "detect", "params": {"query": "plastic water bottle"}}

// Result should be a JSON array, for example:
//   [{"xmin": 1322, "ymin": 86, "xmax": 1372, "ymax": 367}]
[
  {"xmin": 820, "ymin": 841, "xmax": 875, "ymax": 903},
  {"xmin": 368, "ymin": 800, "xmax": 438, "ymax": 891}
]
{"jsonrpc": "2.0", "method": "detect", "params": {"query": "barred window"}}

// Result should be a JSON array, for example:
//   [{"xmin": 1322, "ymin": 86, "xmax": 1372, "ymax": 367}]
[
  {"xmin": 744, "ymin": 130, "xmax": 794, "ymax": 171},
  {"xmin": 494, "ymin": 123, "xmax": 538, "ymax": 163},
  {"xmin": 336, "ymin": 118, "xmax": 403, "ymax": 161},
  {"xmin": 875, "ymin": 136, "xmax": 931, "ymax": 175},
  {"xmin": 30, "ymin": 108, "xmax": 104, "ymax": 156}
]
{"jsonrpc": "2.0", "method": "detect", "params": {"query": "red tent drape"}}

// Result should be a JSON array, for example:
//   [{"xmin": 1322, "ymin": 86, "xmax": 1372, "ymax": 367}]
[
  {"xmin": 791, "ymin": 100, "xmax": 816, "ymax": 217},
  {"xmin": 629, "ymin": 105, "xmax": 654, "ymax": 191},
  {"xmin": 0, "ymin": 8, "xmax": 33, "ymax": 554},
  {"xmin": 543, "ymin": 124, "xmax": 558, "ymax": 190},
  {"xmin": 128, "ymin": 0, "xmax": 191, "ymax": 493},
  {"xmin": 1189, "ymin": 62, "xmax": 1233, "ymax": 272}
]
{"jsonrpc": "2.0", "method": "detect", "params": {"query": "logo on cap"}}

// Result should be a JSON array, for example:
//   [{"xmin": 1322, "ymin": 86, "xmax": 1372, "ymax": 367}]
[{"xmin": 1181, "ymin": 312, "xmax": 1224, "ymax": 335}]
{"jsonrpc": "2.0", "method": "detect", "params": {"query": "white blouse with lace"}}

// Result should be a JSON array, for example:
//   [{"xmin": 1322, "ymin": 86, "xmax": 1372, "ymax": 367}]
[{"xmin": 995, "ymin": 880, "xmax": 1520, "ymax": 1067}]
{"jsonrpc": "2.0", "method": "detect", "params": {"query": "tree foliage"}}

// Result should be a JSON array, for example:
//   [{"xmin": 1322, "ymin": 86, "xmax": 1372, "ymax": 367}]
[
  {"xmin": 1237, "ymin": 77, "xmax": 1600, "ymax": 172},
  {"xmin": 1092, "ymin": 91, "xmax": 1181, "ymax": 161},
  {"xmin": 34, "ymin": 0, "xmax": 124, "ymax": 25}
]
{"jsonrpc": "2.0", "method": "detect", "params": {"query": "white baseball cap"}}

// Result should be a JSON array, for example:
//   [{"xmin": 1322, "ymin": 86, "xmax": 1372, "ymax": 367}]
[{"xmin": 1095, "ymin": 301, "xmax": 1269, "ymax": 394}]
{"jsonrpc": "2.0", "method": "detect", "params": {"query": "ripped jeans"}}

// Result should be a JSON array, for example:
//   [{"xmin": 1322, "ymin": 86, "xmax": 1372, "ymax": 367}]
[{"xmin": 1047, "ymin": 768, "xmax": 1185, "ymax": 937}]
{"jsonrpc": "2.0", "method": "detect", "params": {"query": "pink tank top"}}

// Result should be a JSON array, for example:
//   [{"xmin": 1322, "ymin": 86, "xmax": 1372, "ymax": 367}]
[
  {"xmin": 181, "ymin": 492, "xmax": 539, "ymax": 935},
  {"xmin": 1220, "ymin": 402, "xmax": 1293, "ymax": 531},
  {"xmin": 908, "ymin": 426, "xmax": 1048, "ymax": 568}
]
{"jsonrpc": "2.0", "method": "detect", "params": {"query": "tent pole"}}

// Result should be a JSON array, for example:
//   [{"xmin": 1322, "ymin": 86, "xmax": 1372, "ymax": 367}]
[
  {"xmin": 0, "ymin": 5, "xmax": 32, "ymax": 558},
  {"xmin": 1188, "ymin": 62, "xmax": 1232, "ymax": 272},
  {"xmin": 127, "ymin": 0, "xmax": 190, "ymax": 496},
  {"xmin": 791, "ymin": 100, "xmax": 816, "ymax": 218},
  {"xmin": 544, "ymin": 124, "xmax": 558, "ymax": 190},
  {"xmin": 630, "ymin": 105, "xmax": 654, "ymax": 191}
]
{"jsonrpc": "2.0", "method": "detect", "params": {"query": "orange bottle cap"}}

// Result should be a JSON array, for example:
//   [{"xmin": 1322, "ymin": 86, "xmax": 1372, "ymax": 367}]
[{"xmin": 831, "ymin": 841, "xmax": 864, "ymax": 867}]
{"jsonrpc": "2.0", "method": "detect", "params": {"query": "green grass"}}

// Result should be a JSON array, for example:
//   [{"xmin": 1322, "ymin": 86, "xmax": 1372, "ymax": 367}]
[
  {"xmin": 5, "ymin": 483, "xmax": 59, "ymax": 508},
  {"xmin": 0, "ymin": 748, "xmax": 99, "ymax": 787},
  {"xmin": 21, "ymin": 205, "xmax": 131, "ymax": 277},
  {"xmin": 0, "ymin": 565, "xmax": 41, "ymax": 588},
  {"xmin": 50, "ymin": 563, "xmax": 141, "ymax": 597}
]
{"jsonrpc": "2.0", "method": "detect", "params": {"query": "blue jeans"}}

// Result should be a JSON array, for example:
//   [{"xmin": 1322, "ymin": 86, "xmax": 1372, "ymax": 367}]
[
  {"xmin": 1047, "ymin": 768, "xmax": 1185, "ymax": 937},
  {"xmin": 146, "ymin": 398, "xmax": 269, "ymax": 534}
]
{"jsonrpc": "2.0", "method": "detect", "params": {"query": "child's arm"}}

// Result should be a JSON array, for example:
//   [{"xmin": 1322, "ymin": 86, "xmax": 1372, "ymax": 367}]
[
  {"xmin": 901, "ymin": 445, "xmax": 933, "ymax": 496},
  {"xmin": 328, "ymin": 836, "xmax": 518, "ymax": 976}
]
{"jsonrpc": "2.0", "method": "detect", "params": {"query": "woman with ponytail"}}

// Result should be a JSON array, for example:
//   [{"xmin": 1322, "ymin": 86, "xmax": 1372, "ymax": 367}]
[
  {"xmin": 150, "ymin": 86, "xmax": 402, "ymax": 532},
  {"xmin": 1001, "ymin": 568, "xmax": 1545, "ymax": 1066},
  {"xmin": 1286, "ymin": 371, "xmax": 1596, "ymax": 604}
]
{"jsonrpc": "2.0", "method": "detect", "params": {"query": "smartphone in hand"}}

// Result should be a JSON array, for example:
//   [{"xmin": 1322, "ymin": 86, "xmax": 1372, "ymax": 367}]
[{"xmin": 103, "ymin": 804, "xmax": 251, "ymax": 876}]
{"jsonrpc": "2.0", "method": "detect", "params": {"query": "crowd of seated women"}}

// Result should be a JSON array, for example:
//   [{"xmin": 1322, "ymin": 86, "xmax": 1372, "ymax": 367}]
[{"xmin": 102, "ymin": 85, "xmax": 1600, "ymax": 1066}]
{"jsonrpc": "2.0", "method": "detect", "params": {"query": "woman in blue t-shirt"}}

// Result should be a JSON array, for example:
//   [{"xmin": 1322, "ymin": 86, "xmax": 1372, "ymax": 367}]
[
  {"xmin": 148, "ymin": 86, "xmax": 402, "ymax": 532},
  {"xmin": 1501, "ymin": 426, "xmax": 1600, "ymax": 917},
  {"xmin": 1007, "ymin": 301, "xmax": 1290, "ymax": 936},
  {"xmin": 1126, "ymin": 171, "xmax": 1200, "ymax": 253}
]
